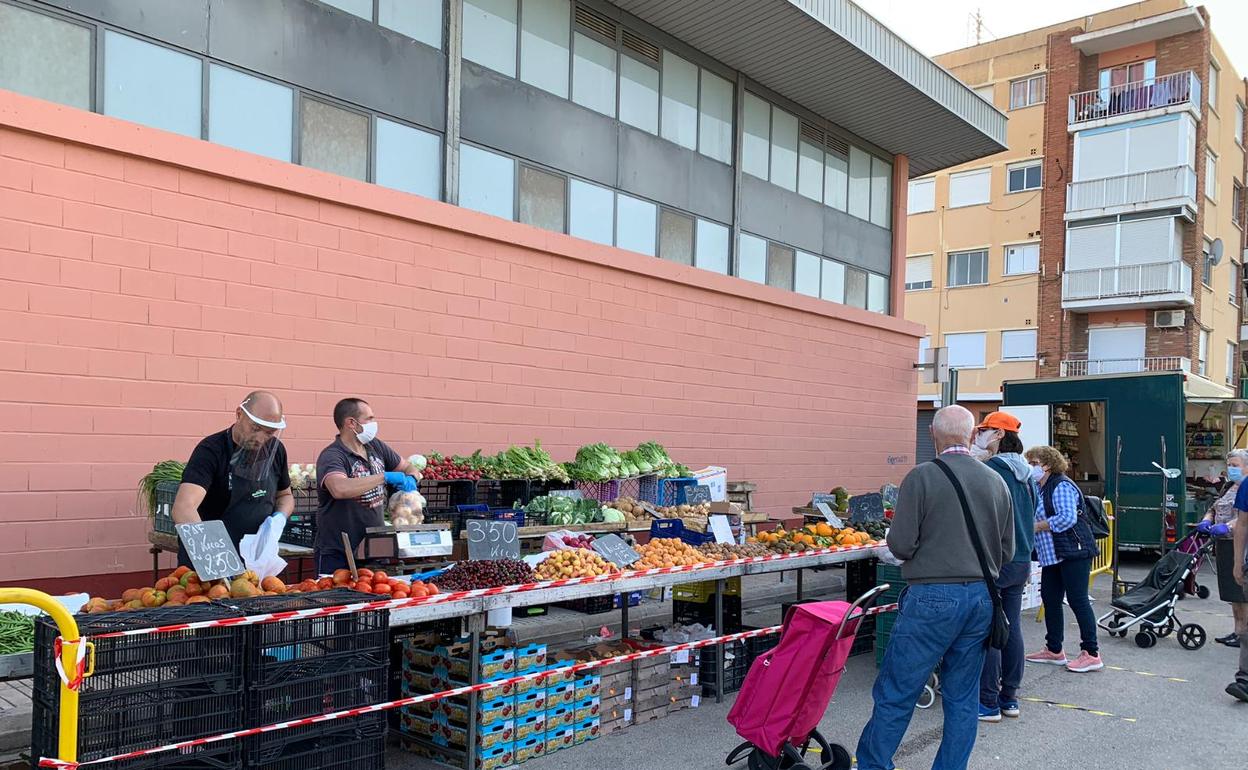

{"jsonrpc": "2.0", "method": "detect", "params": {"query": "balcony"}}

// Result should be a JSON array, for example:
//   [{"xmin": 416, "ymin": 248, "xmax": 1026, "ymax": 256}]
[
  {"xmin": 1060, "ymin": 355, "xmax": 1191, "ymax": 377},
  {"xmin": 1068, "ymin": 71, "xmax": 1200, "ymax": 130},
  {"xmin": 1061, "ymin": 260, "xmax": 1193, "ymax": 311},
  {"xmin": 1065, "ymin": 166, "xmax": 1197, "ymax": 221}
]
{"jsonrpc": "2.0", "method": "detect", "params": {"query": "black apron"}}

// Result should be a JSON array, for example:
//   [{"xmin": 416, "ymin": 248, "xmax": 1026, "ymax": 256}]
[{"xmin": 177, "ymin": 446, "xmax": 278, "ymax": 568}]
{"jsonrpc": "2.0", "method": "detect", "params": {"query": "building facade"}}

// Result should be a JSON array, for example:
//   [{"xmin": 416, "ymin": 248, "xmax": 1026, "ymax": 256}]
[
  {"xmin": 0, "ymin": 0, "xmax": 1002, "ymax": 588},
  {"xmin": 906, "ymin": 0, "xmax": 1247, "ymax": 455}
]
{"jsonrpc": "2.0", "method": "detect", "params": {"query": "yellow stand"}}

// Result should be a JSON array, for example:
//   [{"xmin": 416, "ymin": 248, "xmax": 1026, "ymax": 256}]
[{"xmin": 1035, "ymin": 505, "xmax": 1115, "ymax": 623}]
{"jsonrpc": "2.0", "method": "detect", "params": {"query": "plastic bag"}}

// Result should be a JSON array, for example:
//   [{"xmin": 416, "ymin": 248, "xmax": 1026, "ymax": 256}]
[
  {"xmin": 239, "ymin": 513, "xmax": 287, "ymax": 580},
  {"xmin": 387, "ymin": 490, "xmax": 425, "ymax": 526},
  {"xmin": 542, "ymin": 530, "xmax": 595, "ymax": 552}
]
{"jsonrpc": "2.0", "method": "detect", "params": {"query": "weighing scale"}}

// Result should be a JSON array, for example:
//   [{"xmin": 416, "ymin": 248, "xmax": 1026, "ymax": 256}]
[{"xmin": 362, "ymin": 524, "xmax": 454, "ymax": 561}]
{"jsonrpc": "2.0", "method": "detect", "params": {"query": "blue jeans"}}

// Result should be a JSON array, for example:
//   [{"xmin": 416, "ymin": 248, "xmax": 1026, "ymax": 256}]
[
  {"xmin": 979, "ymin": 561, "xmax": 1030, "ymax": 708},
  {"xmin": 857, "ymin": 581, "xmax": 993, "ymax": 770},
  {"xmin": 1041, "ymin": 557, "xmax": 1098, "ymax": 655}
]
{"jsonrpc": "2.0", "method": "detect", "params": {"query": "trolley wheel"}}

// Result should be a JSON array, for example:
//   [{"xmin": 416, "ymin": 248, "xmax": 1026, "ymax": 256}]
[
  {"xmin": 826, "ymin": 745, "xmax": 853, "ymax": 770},
  {"xmin": 1177, "ymin": 623, "xmax": 1207, "ymax": 650},
  {"xmin": 1196, "ymin": 585, "xmax": 1211, "ymax": 600},
  {"xmin": 1135, "ymin": 630, "xmax": 1157, "ymax": 648},
  {"xmin": 1155, "ymin": 619, "xmax": 1175, "ymax": 638},
  {"xmin": 916, "ymin": 685, "xmax": 936, "ymax": 709},
  {"xmin": 1109, "ymin": 613, "xmax": 1128, "ymax": 637}
]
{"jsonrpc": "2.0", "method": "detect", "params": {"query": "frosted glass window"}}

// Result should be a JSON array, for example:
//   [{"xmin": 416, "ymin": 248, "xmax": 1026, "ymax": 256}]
[
  {"xmin": 845, "ymin": 268, "xmax": 867, "ymax": 308},
  {"xmin": 660, "ymin": 52, "xmax": 698, "ymax": 150},
  {"xmin": 825, "ymin": 153, "xmax": 848, "ymax": 211},
  {"xmin": 375, "ymin": 118, "xmax": 441, "ymax": 199},
  {"xmin": 569, "ymin": 180, "xmax": 614, "ymax": 246},
  {"xmin": 463, "ymin": 0, "xmax": 518, "ymax": 77},
  {"xmin": 103, "ymin": 32, "xmax": 202, "ymax": 138},
  {"xmin": 380, "ymin": 0, "xmax": 443, "ymax": 48},
  {"xmin": 798, "ymin": 141, "xmax": 824, "ymax": 201},
  {"xmin": 870, "ymin": 157, "xmax": 892, "ymax": 229},
  {"xmin": 519, "ymin": 165, "xmax": 567, "ymax": 233},
  {"xmin": 1005, "ymin": 243, "xmax": 1039, "ymax": 275},
  {"xmin": 321, "ymin": 0, "xmax": 372, "ymax": 19},
  {"xmin": 867, "ymin": 273, "xmax": 888, "ymax": 313},
  {"xmin": 572, "ymin": 32, "xmax": 616, "ymax": 117},
  {"xmin": 795, "ymin": 251, "xmax": 821, "ymax": 297},
  {"xmin": 847, "ymin": 146, "xmax": 871, "ymax": 219},
  {"xmin": 209, "ymin": 65, "xmax": 293, "ymax": 161},
  {"xmin": 737, "ymin": 234, "xmax": 767, "ymax": 285},
  {"xmin": 301, "ymin": 100, "xmax": 368, "ymax": 181},
  {"xmin": 770, "ymin": 109, "xmax": 799, "ymax": 192},
  {"xmin": 695, "ymin": 219, "xmax": 729, "ymax": 274},
  {"xmin": 616, "ymin": 194, "xmax": 657, "ymax": 256},
  {"xmin": 520, "ymin": 0, "xmax": 570, "ymax": 98},
  {"xmin": 459, "ymin": 144, "xmax": 515, "ymax": 220},
  {"xmin": 908, "ymin": 178, "xmax": 935, "ymax": 213},
  {"xmin": 821, "ymin": 259, "xmax": 845, "ymax": 302},
  {"xmin": 619, "ymin": 57, "xmax": 659, "ymax": 134},
  {"xmin": 659, "ymin": 209, "xmax": 694, "ymax": 265},
  {"xmin": 742, "ymin": 92, "xmax": 770, "ymax": 180},
  {"xmin": 699, "ymin": 70, "xmax": 733, "ymax": 164},
  {"xmin": 1001, "ymin": 329, "xmax": 1037, "ymax": 361},
  {"xmin": 0, "ymin": 4, "xmax": 91, "ymax": 110},
  {"xmin": 767, "ymin": 243, "xmax": 795, "ymax": 290},
  {"xmin": 946, "ymin": 332, "xmax": 986, "ymax": 368}
]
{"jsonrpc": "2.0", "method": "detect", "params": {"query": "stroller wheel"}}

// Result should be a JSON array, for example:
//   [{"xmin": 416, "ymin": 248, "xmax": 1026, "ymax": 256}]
[
  {"xmin": 1135, "ymin": 630, "xmax": 1157, "ymax": 648},
  {"xmin": 916, "ymin": 685, "xmax": 937, "ymax": 709},
  {"xmin": 826, "ymin": 744, "xmax": 853, "ymax": 770},
  {"xmin": 1196, "ymin": 585, "xmax": 1211, "ymax": 600},
  {"xmin": 1155, "ymin": 619, "xmax": 1174, "ymax": 638},
  {"xmin": 1177, "ymin": 623, "xmax": 1207, "ymax": 650},
  {"xmin": 1109, "ymin": 613, "xmax": 1128, "ymax": 637}
]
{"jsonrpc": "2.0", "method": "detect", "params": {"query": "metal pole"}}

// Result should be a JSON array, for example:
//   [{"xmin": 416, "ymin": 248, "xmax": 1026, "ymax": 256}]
[
  {"xmin": 796, "ymin": 568, "xmax": 804, "ymax": 601},
  {"xmin": 466, "ymin": 616, "xmax": 482, "ymax": 769},
  {"xmin": 443, "ymin": 0, "xmax": 463, "ymax": 204},
  {"xmin": 941, "ymin": 367, "xmax": 960, "ymax": 407},
  {"xmin": 619, "ymin": 593, "xmax": 629, "ymax": 639},
  {"xmin": 714, "ymin": 579, "xmax": 725, "ymax": 704},
  {"xmin": 1113, "ymin": 436, "xmax": 1122, "ymax": 595}
]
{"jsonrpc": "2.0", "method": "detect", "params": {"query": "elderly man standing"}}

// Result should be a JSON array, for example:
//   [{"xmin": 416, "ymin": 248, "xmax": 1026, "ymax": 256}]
[{"xmin": 857, "ymin": 405, "xmax": 1014, "ymax": 770}]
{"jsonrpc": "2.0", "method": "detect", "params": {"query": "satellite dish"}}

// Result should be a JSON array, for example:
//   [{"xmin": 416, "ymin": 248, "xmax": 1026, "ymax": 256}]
[{"xmin": 1210, "ymin": 238, "xmax": 1225, "ymax": 265}]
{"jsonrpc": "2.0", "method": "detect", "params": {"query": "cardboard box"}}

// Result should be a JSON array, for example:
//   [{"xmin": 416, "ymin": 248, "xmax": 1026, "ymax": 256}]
[
  {"xmin": 479, "ymin": 720, "xmax": 516, "ymax": 751},
  {"xmin": 545, "ymin": 727, "xmax": 574, "ymax": 754},
  {"xmin": 397, "ymin": 738, "xmax": 515, "ymax": 770},
  {"xmin": 437, "ymin": 643, "xmax": 515, "ymax": 681},
  {"xmin": 514, "ymin": 712, "xmax": 546, "ymax": 742},
  {"xmin": 544, "ymin": 662, "xmax": 579, "ymax": 686},
  {"xmin": 574, "ymin": 696, "xmax": 601, "ymax": 722},
  {"xmin": 515, "ymin": 690, "xmax": 547, "ymax": 717},
  {"xmin": 575, "ymin": 674, "xmax": 601, "ymax": 699},
  {"xmin": 546, "ymin": 682, "xmax": 577, "ymax": 707},
  {"xmin": 431, "ymin": 696, "xmax": 515, "ymax": 727},
  {"xmin": 514, "ymin": 736, "xmax": 545, "ymax": 764},
  {"xmin": 514, "ymin": 643, "xmax": 547, "ymax": 672},
  {"xmin": 693, "ymin": 467, "xmax": 728, "ymax": 501},
  {"xmin": 546, "ymin": 704, "xmax": 575, "ymax": 730},
  {"xmin": 574, "ymin": 717, "xmax": 601, "ymax": 745}
]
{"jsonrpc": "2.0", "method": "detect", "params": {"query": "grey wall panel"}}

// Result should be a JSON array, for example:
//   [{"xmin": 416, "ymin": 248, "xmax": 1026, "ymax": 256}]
[
  {"xmin": 824, "ymin": 207, "xmax": 891, "ymax": 274},
  {"xmin": 616, "ymin": 126, "xmax": 733, "ymax": 224},
  {"xmin": 43, "ymin": 0, "xmax": 210, "ymax": 50},
  {"xmin": 206, "ymin": 0, "xmax": 445, "ymax": 131},
  {"xmin": 738, "ymin": 175, "xmax": 824, "ymax": 256}
]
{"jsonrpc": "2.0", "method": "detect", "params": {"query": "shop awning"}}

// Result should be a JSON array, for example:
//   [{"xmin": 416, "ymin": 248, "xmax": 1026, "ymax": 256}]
[{"xmin": 1184, "ymin": 374, "xmax": 1235, "ymax": 400}]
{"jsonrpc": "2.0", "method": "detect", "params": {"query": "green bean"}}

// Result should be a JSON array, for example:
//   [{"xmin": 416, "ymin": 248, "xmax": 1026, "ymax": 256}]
[{"xmin": 0, "ymin": 610, "xmax": 35, "ymax": 655}]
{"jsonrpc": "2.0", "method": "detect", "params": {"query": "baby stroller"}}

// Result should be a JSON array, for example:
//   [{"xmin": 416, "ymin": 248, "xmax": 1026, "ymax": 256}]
[
  {"xmin": 1097, "ymin": 544, "xmax": 1212, "ymax": 650},
  {"xmin": 1177, "ymin": 522, "xmax": 1224, "ymax": 599},
  {"xmin": 725, "ymin": 585, "xmax": 888, "ymax": 770}
]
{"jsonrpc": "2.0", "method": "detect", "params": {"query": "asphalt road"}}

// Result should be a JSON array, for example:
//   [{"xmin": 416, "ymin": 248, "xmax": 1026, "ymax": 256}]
[{"xmin": 389, "ymin": 560, "xmax": 1246, "ymax": 770}]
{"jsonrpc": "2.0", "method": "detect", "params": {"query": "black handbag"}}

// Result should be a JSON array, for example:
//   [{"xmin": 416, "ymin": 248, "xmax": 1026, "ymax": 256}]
[{"xmin": 933, "ymin": 458, "xmax": 1011, "ymax": 651}]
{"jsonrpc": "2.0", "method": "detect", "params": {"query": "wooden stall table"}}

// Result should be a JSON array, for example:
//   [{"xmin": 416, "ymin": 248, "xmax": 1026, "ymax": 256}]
[{"xmin": 146, "ymin": 530, "xmax": 315, "ymax": 583}]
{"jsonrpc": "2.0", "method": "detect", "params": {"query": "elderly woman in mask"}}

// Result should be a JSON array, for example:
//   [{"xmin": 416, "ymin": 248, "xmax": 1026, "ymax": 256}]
[{"xmin": 1201, "ymin": 449, "xmax": 1247, "ymax": 647}]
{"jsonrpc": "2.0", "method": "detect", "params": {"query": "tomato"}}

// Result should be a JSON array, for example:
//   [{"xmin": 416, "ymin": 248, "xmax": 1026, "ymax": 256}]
[
  {"xmin": 409, "ymin": 585, "xmax": 427, "ymax": 599},
  {"xmin": 372, "ymin": 570, "xmax": 388, "ymax": 582},
  {"xmin": 332, "ymin": 569, "xmax": 351, "ymax": 585},
  {"xmin": 355, "ymin": 580, "xmax": 372, "ymax": 593},
  {"xmin": 425, "ymin": 584, "xmax": 439, "ymax": 596},
  {"xmin": 357, "ymin": 568, "xmax": 374, "ymax": 580},
  {"xmin": 317, "ymin": 578, "xmax": 334, "ymax": 590},
  {"xmin": 392, "ymin": 590, "xmax": 409, "ymax": 600},
  {"xmin": 372, "ymin": 583, "xmax": 392, "ymax": 595}
]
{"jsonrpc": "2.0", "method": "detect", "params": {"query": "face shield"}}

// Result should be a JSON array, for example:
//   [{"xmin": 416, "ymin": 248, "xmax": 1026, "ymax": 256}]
[{"xmin": 231, "ymin": 402, "xmax": 286, "ymax": 483}]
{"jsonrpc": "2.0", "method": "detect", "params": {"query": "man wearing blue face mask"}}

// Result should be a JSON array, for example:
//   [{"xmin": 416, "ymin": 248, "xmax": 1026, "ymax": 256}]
[{"xmin": 315, "ymin": 397, "xmax": 421, "ymax": 574}]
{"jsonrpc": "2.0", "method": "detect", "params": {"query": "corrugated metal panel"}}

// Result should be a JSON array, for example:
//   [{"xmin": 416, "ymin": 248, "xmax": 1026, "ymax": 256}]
[{"xmin": 916, "ymin": 410, "xmax": 936, "ymax": 464}]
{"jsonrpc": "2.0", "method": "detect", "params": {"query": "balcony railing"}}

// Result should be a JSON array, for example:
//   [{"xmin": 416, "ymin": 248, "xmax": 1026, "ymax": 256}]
[
  {"xmin": 1066, "ymin": 165, "xmax": 1197, "ymax": 216},
  {"xmin": 1068, "ymin": 71, "xmax": 1200, "ymax": 126},
  {"xmin": 1062, "ymin": 260, "xmax": 1192, "ymax": 305},
  {"xmin": 1060, "ymin": 355, "xmax": 1191, "ymax": 377}
]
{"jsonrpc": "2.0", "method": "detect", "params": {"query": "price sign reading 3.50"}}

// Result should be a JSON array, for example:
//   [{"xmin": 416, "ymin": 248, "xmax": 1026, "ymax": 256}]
[{"xmin": 466, "ymin": 520, "xmax": 521, "ymax": 561}]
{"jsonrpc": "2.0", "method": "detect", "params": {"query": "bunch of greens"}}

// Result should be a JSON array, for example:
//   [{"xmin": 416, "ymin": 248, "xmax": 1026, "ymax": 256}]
[
  {"xmin": 565, "ymin": 443, "xmax": 626, "ymax": 481},
  {"xmin": 634, "ymin": 442, "xmax": 690, "ymax": 478},
  {"xmin": 138, "ymin": 460, "xmax": 185, "ymax": 517},
  {"xmin": 485, "ymin": 441, "xmax": 570, "ymax": 481},
  {"xmin": 524, "ymin": 495, "xmax": 606, "ymax": 525}
]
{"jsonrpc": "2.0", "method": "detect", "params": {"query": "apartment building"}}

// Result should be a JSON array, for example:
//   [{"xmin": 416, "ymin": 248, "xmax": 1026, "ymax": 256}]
[{"xmin": 906, "ymin": 0, "xmax": 1247, "ymax": 450}]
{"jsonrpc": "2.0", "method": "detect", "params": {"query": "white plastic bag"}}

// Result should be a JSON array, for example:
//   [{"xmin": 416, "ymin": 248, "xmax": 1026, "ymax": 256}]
[{"xmin": 240, "ymin": 513, "xmax": 288, "ymax": 580}]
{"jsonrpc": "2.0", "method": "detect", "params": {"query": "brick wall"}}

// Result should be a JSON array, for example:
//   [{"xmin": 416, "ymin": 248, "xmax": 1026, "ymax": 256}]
[{"xmin": 0, "ymin": 92, "xmax": 921, "ymax": 586}]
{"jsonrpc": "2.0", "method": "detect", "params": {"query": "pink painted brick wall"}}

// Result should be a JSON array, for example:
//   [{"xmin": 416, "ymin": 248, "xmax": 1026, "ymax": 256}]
[{"xmin": 0, "ymin": 92, "xmax": 921, "ymax": 583}]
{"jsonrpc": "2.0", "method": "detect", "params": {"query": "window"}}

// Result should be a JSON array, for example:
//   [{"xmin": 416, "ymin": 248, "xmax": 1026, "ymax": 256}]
[
  {"xmin": 917, "ymin": 336, "xmax": 931, "ymax": 365},
  {"xmin": 973, "ymin": 85, "xmax": 994, "ymax": 105},
  {"xmin": 1228, "ymin": 342, "xmax": 1237, "ymax": 385},
  {"xmin": 1232, "ymin": 262, "xmax": 1241, "ymax": 306},
  {"xmin": 797, "ymin": 137, "xmax": 824, "ymax": 202},
  {"xmin": 737, "ymin": 233, "xmax": 767, "ymax": 284},
  {"xmin": 0, "ymin": 4, "xmax": 91, "ymax": 110},
  {"xmin": 301, "ymin": 99, "xmax": 369, "ymax": 181},
  {"xmin": 619, "ymin": 56, "xmax": 659, "ymax": 134},
  {"xmin": 379, "ymin": 0, "xmax": 443, "ymax": 49},
  {"xmin": 794, "ymin": 251, "xmax": 821, "ymax": 297},
  {"xmin": 572, "ymin": 31, "xmax": 616, "ymax": 116},
  {"xmin": 905, "ymin": 256, "xmax": 932, "ymax": 290},
  {"xmin": 518, "ymin": 165, "xmax": 567, "ymax": 233},
  {"xmin": 660, "ymin": 52, "xmax": 699, "ymax": 150},
  {"xmin": 824, "ymin": 151, "xmax": 848, "ymax": 212},
  {"xmin": 949, "ymin": 168, "xmax": 990, "ymax": 207},
  {"xmin": 521, "ymin": 0, "xmax": 571, "ymax": 98},
  {"xmin": 946, "ymin": 332, "xmax": 987, "ymax": 368},
  {"xmin": 209, "ymin": 65, "xmax": 293, "ymax": 161},
  {"xmin": 463, "ymin": 0, "xmax": 517, "ymax": 77},
  {"xmin": 847, "ymin": 146, "xmax": 872, "ymax": 220},
  {"xmin": 569, "ymin": 180, "xmax": 614, "ymax": 246},
  {"xmin": 1206, "ymin": 150, "xmax": 1217, "ymax": 201},
  {"xmin": 1203, "ymin": 239, "xmax": 1214, "ymax": 286},
  {"xmin": 459, "ymin": 144, "xmax": 515, "ymax": 220},
  {"xmin": 766, "ymin": 242, "xmax": 795, "ymax": 291},
  {"xmin": 1007, "ymin": 161, "xmax": 1042, "ymax": 193},
  {"xmin": 1233, "ymin": 181, "xmax": 1244, "ymax": 226},
  {"xmin": 1208, "ymin": 62, "xmax": 1219, "ymax": 108},
  {"xmin": 695, "ymin": 219, "xmax": 729, "ymax": 274},
  {"xmin": 870, "ymin": 157, "xmax": 892, "ymax": 229},
  {"xmin": 1237, "ymin": 101, "xmax": 1245, "ymax": 146},
  {"xmin": 770, "ymin": 108, "xmax": 799, "ymax": 192},
  {"xmin": 103, "ymin": 31, "xmax": 202, "ymax": 138},
  {"xmin": 1005, "ymin": 243, "xmax": 1039, "ymax": 275},
  {"xmin": 1001, "ymin": 329, "xmax": 1037, "ymax": 361},
  {"xmin": 699, "ymin": 70, "xmax": 734, "ymax": 164},
  {"xmin": 821, "ymin": 259, "xmax": 846, "ymax": 303},
  {"xmin": 321, "ymin": 0, "xmax": 372, "ymax": 19},
  {"xmin": 845, "ymin": 268, "xmax": 867, "ymax": 308},
  {"xmin": 948, "ymin": 249, "xmax": 988, "ymax": 287},
  {"xmin": 616, "ymin": 194, "xmax": 657, "ymax": 256},
  {"xmin": 908, "ymin": 178, "xmax": 935, "ymax": 214},
  {"xmin": 1009, "ymin": 74, "xmax": 1045, "ymax": 109},
  {"xmin": 375, "ymin": 118, "xmax": 441, "ymax": 199},
  {"xmin": 867, "ymin": 273, "xmax": 888, "ymax": 313},
  {"xmin": 742, "ymin": 92, "xmax": 771, "ymax": 180},
  {"xmin": 1199, "ymin": 328, "xmax": 1210, "ymax": 376},
  {"xmin": 658, "ymin": 209, "xmax": 694, "ymax": 265}
]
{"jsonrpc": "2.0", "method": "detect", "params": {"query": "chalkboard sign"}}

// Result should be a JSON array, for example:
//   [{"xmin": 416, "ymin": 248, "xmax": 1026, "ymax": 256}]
[
  {"xmin": 686, "ymin": 485, "xmax": 712, "ymax": 504},
  {"xmin": 638, "ymin": 501, "xmax": 662, "ymax": 518},
  {"xmin": 814, "ymin": 502, "xmax": 845, "ymax": 530},
  {"xmin": 592, "ymin": 534, "xmax": 640, "ymax": 567},
  {"xmin": 466, "ymin": 520, "xmax": 521, "ymax": 561},
  {"xmin": 848, "ymin": 493, "xmax": 885, "ymax": 523},
  {"xmin": 176, "ymin": 521, "xmax": 245, "ymax": 581},
  {"xmin": 811, "ymin": 493, "xmax": 842, "ymax": 509}
]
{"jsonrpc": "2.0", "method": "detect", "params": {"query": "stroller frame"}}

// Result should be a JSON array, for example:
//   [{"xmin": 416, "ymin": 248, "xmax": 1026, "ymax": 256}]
[{"xmin": 1096, "ymin": 540, "xmax": 1212, "ymax": 650}]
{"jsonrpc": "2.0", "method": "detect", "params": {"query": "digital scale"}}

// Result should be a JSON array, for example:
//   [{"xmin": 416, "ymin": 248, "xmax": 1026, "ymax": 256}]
[{"xmin": 363, "ymin": 524, "xmax": 454, "ymax": 559}]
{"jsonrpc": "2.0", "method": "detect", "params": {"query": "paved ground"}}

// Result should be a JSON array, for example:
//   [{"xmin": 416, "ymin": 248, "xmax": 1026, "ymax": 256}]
[{"xmin": 390, "ymin": 558, "xmax": 1247, "ymax": 770}]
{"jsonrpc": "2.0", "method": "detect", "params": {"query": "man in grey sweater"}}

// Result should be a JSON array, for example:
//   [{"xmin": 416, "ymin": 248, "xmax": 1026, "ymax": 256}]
[{"xmin": 857, "ymin": 405, "xmax": 1014, "ymax": 770}]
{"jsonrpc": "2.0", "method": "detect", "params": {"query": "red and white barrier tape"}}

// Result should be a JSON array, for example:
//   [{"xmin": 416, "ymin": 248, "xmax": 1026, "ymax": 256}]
[
  {"xmin": 39, "ymin": 601, "xmax": 898, "ymax": 769},
  {"xmin": 85, "ymin": 543, "xmax": 886, "ymax": 640}
]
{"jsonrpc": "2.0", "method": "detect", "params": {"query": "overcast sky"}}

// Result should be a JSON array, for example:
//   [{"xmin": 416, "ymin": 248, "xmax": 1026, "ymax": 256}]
[{"xmin": 853, "ymin": 0, "xmax": 1248, "ymax": 76}]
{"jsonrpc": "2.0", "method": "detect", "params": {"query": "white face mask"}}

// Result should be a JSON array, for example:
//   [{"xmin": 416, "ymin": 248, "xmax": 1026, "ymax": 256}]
[
  {"xmin": 973, "ymin": 430, "xmax": 997, "ymax": 451},
  {"xmin": 356, "ymin": 420, "xmax": 379, "ymax": 444},
  {"xmin": 970, "ymin": 445, "xmax": 992, "ymax": 462},
  {"xmin": 1030, "ymin": 465, "xmax": 1045, "ymax": 483}
]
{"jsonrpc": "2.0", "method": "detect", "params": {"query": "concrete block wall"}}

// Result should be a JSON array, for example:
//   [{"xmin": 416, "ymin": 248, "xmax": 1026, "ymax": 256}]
[{"xmin": 0, "ymin": 91, "xmax": 921, "ymax": 586}]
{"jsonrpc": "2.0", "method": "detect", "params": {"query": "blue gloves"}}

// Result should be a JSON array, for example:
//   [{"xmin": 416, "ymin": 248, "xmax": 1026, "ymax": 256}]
[
  {"xmin": 1197, "ymin": 519, "xmax": 1213, "ymax": 534},
  {"xmin": 1212, "ymin": 523, "xmax": 1231, "ymax": 537},
  {"xmin": 385, "ymin": 471, "xmax": 417, "ymax": 492}
]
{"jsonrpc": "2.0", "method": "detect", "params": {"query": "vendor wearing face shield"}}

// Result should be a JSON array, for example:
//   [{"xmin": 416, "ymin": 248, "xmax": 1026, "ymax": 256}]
[
  {"xmin": 315, "ymin": 398, "xmax": 421, "ymax": 574},
  {"xmin": 170, "ymin": 390, "xmax": 294, "ymax": 566}
]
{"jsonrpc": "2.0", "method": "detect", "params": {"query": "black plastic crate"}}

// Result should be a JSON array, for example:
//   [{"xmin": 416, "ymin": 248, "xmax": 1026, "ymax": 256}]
[
  {"xmin": 281, "ymin": 490, "xmax": 319, "ymax": 548},
  {"xmin": 245, "ymin": 665, "xmax": 387, "ymax": 734},
  {"xmin": 744, "ymin": 628, "xmax": 778, "ymax": 666},
  {"xmin": 698, "ymin": 639, "xmax": 748, "ymax": 696},
  {"xmin": 673, "ymin": 596, "xmax": 742, "ymax": 633},
  {"xmin": 474, "ymin": 479, "xmax": 533, "ymax": 509},
  {"xmin": 152, "ymin": 479, "xmax": 181, "ymax": 535},
  {"xmin": 33, "ymin": 605, "xmax": 246, "ymax": 704},
  {"xmin": 558, "ymin": 594, "xmax": 616, "ymax": 615},
  {"xmin": 420, "ymin": 481, "xmax": 475, "ymax": 513},
  {"xmin": 31, "ymin": 720, "xmax": 242, "ymax": 770},
  {"xmin": 244, "ymin": 712, "xmax": 385, "ymax": 770},
  {"xmin": 846, "ymin": 557, "xmax": 879, "ymax": 602}
]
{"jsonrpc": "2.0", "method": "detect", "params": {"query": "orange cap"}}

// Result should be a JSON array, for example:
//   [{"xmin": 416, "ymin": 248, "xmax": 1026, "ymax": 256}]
[{"xmin": 976, "ymin": 412, "xmax": 1021, "ymax": 432}]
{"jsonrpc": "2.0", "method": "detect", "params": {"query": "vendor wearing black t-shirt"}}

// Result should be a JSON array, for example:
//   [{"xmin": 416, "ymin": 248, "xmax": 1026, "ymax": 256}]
[
  {"xmin": 171, "ymin": 391, "xmax": 294, "ymax": 566},
  {"xmin": 315, "ymin": 397, "xmax": 421, "ymax": 574}
]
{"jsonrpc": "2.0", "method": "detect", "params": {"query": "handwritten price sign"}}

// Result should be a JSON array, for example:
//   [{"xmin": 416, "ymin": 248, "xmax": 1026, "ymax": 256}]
[
  {"xmin": 176, "ymin": 521, "xmax": 245, "ymax": 580},
  {"xmin": 466, "ymin": 520, "xmax": 521, "ymax": 561}
]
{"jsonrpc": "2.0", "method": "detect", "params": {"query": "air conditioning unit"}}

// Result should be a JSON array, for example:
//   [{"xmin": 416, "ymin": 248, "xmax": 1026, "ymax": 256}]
[{"xmin": 1155, "ymin": 310, "xmax": 1186, "ymax": 329}]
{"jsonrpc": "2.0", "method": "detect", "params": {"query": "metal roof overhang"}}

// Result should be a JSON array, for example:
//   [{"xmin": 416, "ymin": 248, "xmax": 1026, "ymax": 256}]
[{"xmin": 608, "ymin": 0, "xmax": 1007, "ymax": 177}]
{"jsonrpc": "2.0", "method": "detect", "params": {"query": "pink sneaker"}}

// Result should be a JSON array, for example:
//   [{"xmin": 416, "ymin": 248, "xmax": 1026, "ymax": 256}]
[
  {"xmin": 1065, "ymin": 651, "xmax": 1104, "ymax": 673},
  {"xmin": 1025, "ymin": 648, "xmax": 1068, "ymax": 665}
]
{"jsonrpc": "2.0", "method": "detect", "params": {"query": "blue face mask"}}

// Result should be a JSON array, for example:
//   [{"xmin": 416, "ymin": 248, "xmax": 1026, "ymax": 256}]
[{"xmin": 1228, "ymin": 466, "xmax": 1244, "ymax": 483}]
